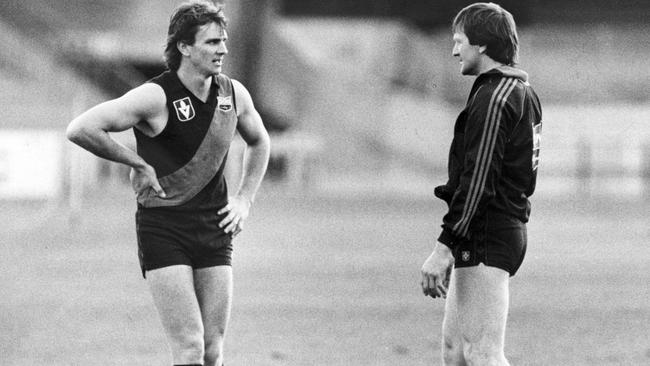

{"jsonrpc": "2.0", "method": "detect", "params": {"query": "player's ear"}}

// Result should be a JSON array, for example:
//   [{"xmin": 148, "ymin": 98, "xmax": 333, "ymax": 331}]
[
  {"xmin": 177, "ymin": 41, "xmax": 190, "ymax": 56},
  {"xmin": 478, "ymin": 45, "xmax": 487, "ymax": 54}
]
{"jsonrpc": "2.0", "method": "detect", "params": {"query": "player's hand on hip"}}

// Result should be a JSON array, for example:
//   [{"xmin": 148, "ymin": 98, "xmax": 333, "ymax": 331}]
[
  {"xmin": 218, "ymin": 195, "xmax": 251, "ymax": 237},
  {"xmin": 420, "ymin": 242, "xmax": 454, "ymax": 299},
  {"xmin": 130, "ymin": 164, "xmax": 166, "ymax": 198}
]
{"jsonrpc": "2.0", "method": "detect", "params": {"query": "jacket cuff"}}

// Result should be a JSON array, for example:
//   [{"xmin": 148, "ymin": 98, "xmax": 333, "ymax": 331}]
[
  {"xmin": 434, "ymin": 185, "xmax": 453, "ymax": 205},
  {"xmin": 437, "ymin": 228, "xmax": 456, "ymax": 249}
]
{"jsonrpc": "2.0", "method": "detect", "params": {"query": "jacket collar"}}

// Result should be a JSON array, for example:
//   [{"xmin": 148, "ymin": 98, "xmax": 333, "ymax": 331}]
[{"xmin": 481, "ymin": 65, "xmax": 529, "ymax": 83}]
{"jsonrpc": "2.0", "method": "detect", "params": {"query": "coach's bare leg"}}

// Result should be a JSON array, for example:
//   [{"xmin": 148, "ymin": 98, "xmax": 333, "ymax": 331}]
[
  {"xmin": 441, "ymin": 270, "xmax": 467, "ymax": 365},
  {"xmin": 194, "ymin": 266, "xmax": 233, "ymax": 366},
  {"xmin": 147, "ymin": 265, "xmax": 205, "ymax": 365},
  {"xmin": 456, "ymin": 264, "xmax": 510, "ymax": 366}
]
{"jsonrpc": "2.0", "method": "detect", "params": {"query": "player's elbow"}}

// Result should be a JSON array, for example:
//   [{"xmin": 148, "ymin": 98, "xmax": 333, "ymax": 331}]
[
  {"xmin": 65, "ymin": 120, "xmax": 83, "ymax": 144},
  {"xmin": 259, "ymin": 128, "xmax": 271, "ymax": 150},
  {"xmin": 247, "ymin": 128, "xmax": 271, "ymax": 151},
  {"xmin": 66, "ymin": 119, "xmax": 93, "ymax": 146},
  {"xmin": 258, "ymin": 130, "xmax": 271, "ymax": 158}
]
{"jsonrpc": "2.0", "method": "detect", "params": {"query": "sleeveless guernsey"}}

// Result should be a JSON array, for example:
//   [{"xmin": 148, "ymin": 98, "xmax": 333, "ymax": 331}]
[{"xmin": 133, "ymin": 71, "xmax": 238, "ymax": 211}]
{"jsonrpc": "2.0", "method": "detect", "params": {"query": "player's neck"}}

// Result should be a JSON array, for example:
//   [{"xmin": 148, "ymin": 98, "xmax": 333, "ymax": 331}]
[
  {"xmin": 176, "ymin": 65, "xmax": 213, "ymax": 102},
  {"xmin": 477, "ymin": 56, "xmax": 504, "ymax": 76}
]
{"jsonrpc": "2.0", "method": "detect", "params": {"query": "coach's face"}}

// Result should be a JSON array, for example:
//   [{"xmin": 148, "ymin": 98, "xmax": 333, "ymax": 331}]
[
  {"xmin": 452, "ymin": 31, "xmax": 483, "ymax": 76},
  {"xmin": 181, "ymin": 22, "xmax": 228, "ymax": 76}
]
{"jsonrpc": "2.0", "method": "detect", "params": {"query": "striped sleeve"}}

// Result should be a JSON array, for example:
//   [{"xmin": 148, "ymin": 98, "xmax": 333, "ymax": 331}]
[{"xmin": 439, "ymin": 77, "xmax": 518, "ymax": 246}]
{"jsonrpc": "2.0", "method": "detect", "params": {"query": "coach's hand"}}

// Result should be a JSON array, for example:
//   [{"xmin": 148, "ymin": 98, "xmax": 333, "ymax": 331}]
[
  {"xmin": 130, "ymin": 164, "xmax": 166, "ymax": 198},
  {"xmin": 218, "ymin": 195, "xmax": 251, "ymax": 237},
  {"xmin": 421, "ymin": 242, "xmax": 454, "ymax": 299}
]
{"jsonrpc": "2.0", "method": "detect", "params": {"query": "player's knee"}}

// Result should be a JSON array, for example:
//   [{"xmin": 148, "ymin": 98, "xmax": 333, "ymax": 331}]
[
  {"xmin": 442, "ymin": 337, "xmax": 465, "ymax": 365},
  {"xmin": 204, "ymin": 327, "xmax": 227, "ymax": 365},
  {"xmin": 204, "ymin": 346, "xmax": 222, "ymax": 366},
  {"xmin": 173, "ymin": 333, "xmax": 205, "ymax": 362},
  {"xmin": 204, "ymin": 340, "xmax": 224, "ymax": 365},
  {"xmin": 462, "ymin": 341, "xmax": 506, "ymax": 366}
]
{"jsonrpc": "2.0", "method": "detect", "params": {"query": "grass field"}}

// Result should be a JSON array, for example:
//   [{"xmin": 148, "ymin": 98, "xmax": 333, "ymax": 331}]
[{"xmin": 1, "ymin": 181, "xmax": 649, "ymax": 365}]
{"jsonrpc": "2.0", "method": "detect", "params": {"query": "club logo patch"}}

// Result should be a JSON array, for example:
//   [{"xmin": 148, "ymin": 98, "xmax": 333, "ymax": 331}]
[
  {"xmin": 173, "ymin": 97, "xmax": 195, "ymax": 122},
  {"xmin": 217, "ymin": 96, "xmax": 233, "ymax": 112},
  {"xmin": 461, "ymin": 251, "xmax": 471, "ymax": 262}
]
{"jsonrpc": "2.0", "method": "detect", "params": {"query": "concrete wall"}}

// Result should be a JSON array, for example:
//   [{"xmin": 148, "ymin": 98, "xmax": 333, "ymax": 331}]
[
  {"xmin": 255, "ymin": 18, "xmax": 650, "ymax": 183},
  {"xmin": 257, "ymin": 19, "xmax": 453, "ymax": 174},
  {"xmin": 0, "ymin": 18, "xmax": 111, "ymax": 199}
]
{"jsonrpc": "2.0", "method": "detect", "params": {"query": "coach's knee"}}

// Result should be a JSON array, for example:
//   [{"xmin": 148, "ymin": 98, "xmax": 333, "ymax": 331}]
[
  {"xmin": 462, "ymin": 340, "xmax": 507, "ymax": 366},
  {"xmin": 442, "ymin": 336, "xmax": 466, "ymax": 365}
]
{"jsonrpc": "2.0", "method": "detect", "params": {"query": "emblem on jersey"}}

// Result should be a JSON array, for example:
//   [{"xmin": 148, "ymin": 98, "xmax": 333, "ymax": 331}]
[
  {"xmin": 173, "ymin": 97, "xmax": 195, "ymax": 122},
  {"xmin": 217, "ymin": 96, "xmax": 233, "ymax": 112},
  {"xmin": 461, "ymin": 251, "xmax": 471, "ymax": 262}
]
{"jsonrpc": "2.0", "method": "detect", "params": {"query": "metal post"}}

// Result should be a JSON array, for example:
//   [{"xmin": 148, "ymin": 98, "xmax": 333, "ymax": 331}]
[
  {"xmin": 576, "ymin": 139, "xmax": 592, "ymax": 197},
  {"xmin": 67, "ymin": 92, "xmax": 87, "ymax": 224},
  {"xmin": 642, "ymin": 140, "xmax": 650, "ymax": 200}
]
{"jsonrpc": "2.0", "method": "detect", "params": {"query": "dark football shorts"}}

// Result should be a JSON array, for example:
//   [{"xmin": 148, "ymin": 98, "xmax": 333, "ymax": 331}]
[
  {"xmin": 453, "ymin": 212, "xmax": 527, "ymax": 277},
  {"xmin": 135, "ymin": 208, "xmax": 233, "ymax": 278}
]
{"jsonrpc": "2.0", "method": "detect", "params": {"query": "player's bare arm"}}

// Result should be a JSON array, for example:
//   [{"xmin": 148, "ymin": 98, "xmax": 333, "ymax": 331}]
[
  {"xmin": 217, "ymin": 79, "xmax": 270, "ymax": 236},
  {"xmin": 421, "ymin": 242, "xmax": 454, "ymax": 299},
  {"xmin": 66, "ymin": 83, "xmax": 168, "ymax": 197}
]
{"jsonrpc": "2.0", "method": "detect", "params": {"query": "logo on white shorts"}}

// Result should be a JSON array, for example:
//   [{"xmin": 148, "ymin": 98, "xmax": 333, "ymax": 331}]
[
  {"xmin": 461, "ymin": 251, "xmax": 471, "ymax": 262},
  {"xmin": 173, "ymin": 97, "xmax": 195, "ymax": 122}
]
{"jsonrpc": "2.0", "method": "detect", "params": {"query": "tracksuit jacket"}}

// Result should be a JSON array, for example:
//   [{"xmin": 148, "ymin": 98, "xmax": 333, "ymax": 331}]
[{"xmin": 435, "ymin": 66, "xmax": 542, "ymax": 248}]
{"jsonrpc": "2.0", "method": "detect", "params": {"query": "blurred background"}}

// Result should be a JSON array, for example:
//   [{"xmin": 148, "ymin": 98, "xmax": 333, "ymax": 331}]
[
  {"xmin": 1, "ymin": 1, "xmax": 649, "ymax": 365},
  {"xmin": 0, "ymin": 0, "xmax": 648, "ymax": 200}
]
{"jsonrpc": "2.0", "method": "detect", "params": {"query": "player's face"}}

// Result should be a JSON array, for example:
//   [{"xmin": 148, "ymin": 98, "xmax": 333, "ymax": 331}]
[
  {"xmin": 452, "ymin": 31, "xmax": 482, "ymax": 76},
  {"xmin": 185, "ymin": 22, "xmax": 228, "ymax": 75}
]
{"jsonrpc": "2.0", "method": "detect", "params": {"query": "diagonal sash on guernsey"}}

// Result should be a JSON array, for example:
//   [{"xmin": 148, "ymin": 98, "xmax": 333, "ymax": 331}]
[{"xmin": 137, "ymin": 97, "xmax": 237, "ymax": 208}]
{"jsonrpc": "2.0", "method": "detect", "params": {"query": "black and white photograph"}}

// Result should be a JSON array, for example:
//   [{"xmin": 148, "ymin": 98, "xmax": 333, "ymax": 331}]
[{"xmin": 1, "ymin": 1, "xmax": 648, "ymax": 365}]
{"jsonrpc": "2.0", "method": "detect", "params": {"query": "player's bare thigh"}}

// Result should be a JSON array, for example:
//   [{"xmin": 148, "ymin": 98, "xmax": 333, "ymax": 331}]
[
  {"xmin": 455, "ymin": 264, "xmax": 510, "ymax": 365},
  {"xmin": 194, "ymin": 265, "xmax": 233, "ymax": 366},
  {"xmin": 147, "ymin": 265, "xmax": 205, "ymax": 364}
]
